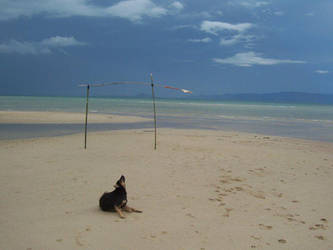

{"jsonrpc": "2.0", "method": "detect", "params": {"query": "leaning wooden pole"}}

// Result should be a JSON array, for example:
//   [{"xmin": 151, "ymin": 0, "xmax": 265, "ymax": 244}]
[
  {"xmin": 84, "ymin": 84, "xmax": 90, "ymax": 149},
  {"xmin": 150, "ymin": 73, "xmax": 157, "ymax": 150}
]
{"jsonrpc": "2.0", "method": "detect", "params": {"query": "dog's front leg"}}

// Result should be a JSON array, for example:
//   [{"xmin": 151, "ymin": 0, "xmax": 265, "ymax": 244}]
[
  {"xmin": 123, "ymin": 205, "xmax": 142, "ymax": 213},
  {"xmin": 114, "ymin": 205, "xmax": 126, "ymax": 218}
]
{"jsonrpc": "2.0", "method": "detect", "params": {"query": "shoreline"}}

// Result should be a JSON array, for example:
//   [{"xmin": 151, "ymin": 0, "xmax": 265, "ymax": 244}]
[{"xmin": 1, "ymin": 110, "xmax": 333, "ymax": 143}]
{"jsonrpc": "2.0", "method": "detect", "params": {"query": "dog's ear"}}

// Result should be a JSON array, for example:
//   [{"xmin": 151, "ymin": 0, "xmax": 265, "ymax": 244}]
[{"xmin": 115, "ymin": 175, "xmax": 126, "ymax": 188}]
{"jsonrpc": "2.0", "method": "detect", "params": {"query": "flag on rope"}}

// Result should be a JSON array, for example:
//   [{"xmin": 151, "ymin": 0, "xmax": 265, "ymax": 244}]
[
  {"xmin": 163, "ymin": 85, "xmax": 192, "ymax": 94},
  {"xmin": 79, "ymin": 81, "xmax": 192, "ymax": 94}
]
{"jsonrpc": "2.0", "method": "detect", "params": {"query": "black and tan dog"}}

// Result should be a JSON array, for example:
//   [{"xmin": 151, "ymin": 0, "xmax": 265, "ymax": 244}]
[{"xmin": 99, "ymin": 175, "xmax": 142, "ymax": 218}]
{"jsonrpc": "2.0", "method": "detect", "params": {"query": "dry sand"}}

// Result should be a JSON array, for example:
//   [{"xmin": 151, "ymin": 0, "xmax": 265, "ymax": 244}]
[{"xmin": 0, "ymin": 112, "xmax": 333, "ymax": 249}]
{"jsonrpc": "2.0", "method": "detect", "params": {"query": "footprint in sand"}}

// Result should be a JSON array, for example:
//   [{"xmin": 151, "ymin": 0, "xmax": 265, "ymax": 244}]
[
  {"xmin": 315, "ymin": 235, "xmax": 325, "ymax": 240},
  {"xmin": 224, "ymin": 188, "xmax": 234, "ymax": 193},
  {"xmin": 251, "ymin": 235, "xmax": 261, "ymax": 240},
  {"xmin": 271, "ymin": 191, "xmax": 283, "ymax": 198},
  {"xmin": 309, "ymin": 224, "xmax": 328, "ymax": 230},
  {"xmin": 248, "ymin": 168, "xmax": 266, "ymax": 177},
  {"xmin": 231, "ymin": 177, "xmax": 245, "ymax": 182},
  {"xmin": 75, "ymin": 226, "xmax": 92, "ymax": 247},
  {"xmin": 258, "ymin": 224, "xmax": 272, "ymax": 230},
  {"xmin": 75, "ymin": 235, "xmax": 84, "ymax": 247},
  {"xmin": 219, "ymin": 178, "xmax": 231, "ymax": 184},
  {"xmin": 219, "ymin": 175, "xmax": 245, "ymax": 184},
  {"xmin": 287, "ymin": 217, "xmax": 296, "ymax": 222},
  {"xmin": 245, "ymin": 189, "xmax": 266, "ymax": 199},
  {"xmin": 186, "ymin": 213, "xmax": 196, "ymax": 218},
  {"xmin": 223, "ymin": 208, "xmax": 233, "ymax": 217}
]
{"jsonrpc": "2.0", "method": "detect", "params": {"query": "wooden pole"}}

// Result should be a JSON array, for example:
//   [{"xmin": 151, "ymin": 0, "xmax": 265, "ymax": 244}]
[
  {"xmin": 84, "ymin": 84, "xmax": 90, "ymax": 149},
  {"xmin": 150, "ymin": 73, "xmax": 157, "ymax": 150}
]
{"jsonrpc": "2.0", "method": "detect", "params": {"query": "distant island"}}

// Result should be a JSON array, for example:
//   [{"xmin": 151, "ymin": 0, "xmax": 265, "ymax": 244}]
[
  {"xmin": 131, "ymin": 92, "xmax": 333, "ymax": 105},
  {"xmin": 142, "ymin": 92, "xmax": 331, "ymax": 105},
  {"xmin": 202, "ymin": 92, "xmax": 333, "ymax": 105}
]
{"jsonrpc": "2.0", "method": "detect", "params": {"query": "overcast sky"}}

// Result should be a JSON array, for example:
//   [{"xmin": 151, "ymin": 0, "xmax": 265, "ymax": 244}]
[{"xmin": 0, "ymin": 0, "xmax": 332, "ymax": 97}]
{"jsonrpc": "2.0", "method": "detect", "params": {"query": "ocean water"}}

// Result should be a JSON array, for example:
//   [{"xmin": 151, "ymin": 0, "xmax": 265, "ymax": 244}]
[{"xmin": 1, "ymin": 96, "xmax": 333, "ymax": 142}]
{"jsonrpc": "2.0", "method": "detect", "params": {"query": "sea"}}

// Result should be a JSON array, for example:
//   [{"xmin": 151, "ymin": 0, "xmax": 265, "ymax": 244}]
[{"xmin": 1, "ymin": 96, "xmax": 333, "ymax": 142}]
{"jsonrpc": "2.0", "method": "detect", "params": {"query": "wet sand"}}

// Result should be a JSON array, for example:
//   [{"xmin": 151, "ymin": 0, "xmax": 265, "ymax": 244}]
[
  {"xmin": 2, "ymin": 110, "xmax": 333, "ymax": 142},
  {"xmin": 0, "ymin": 111, "xmax": 153, "ymax": 140},
  {"xmin": 0, "ymin": 111, "xmax": 152, "ymax": 124}
]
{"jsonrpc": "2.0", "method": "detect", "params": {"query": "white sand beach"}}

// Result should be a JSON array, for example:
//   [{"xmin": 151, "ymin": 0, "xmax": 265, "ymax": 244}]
[{"xmin": 0, "ymin": 111, "xmax": 332, "ymax": 249}]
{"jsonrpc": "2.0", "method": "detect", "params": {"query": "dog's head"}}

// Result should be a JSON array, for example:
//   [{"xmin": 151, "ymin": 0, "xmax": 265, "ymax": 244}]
[{"xmin": 114, "ymin": 175, "xmax": 126, "ymax": 189}]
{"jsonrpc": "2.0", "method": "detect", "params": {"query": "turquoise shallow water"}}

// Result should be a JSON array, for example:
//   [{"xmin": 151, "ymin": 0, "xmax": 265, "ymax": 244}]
[
  {"xmin": 1, "ymin": 95, "xmax": 333, "ymax": 121},
  {"xmin": 1, "ymin": 96, "xmax": 333, "ymax": 142}
]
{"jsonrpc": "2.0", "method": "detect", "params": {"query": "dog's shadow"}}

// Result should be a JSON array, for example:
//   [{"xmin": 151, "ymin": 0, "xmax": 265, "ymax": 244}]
[
  {"xmin": 69, "ymin": 206, "xmax": 119, "ymax": 220},
  {"xmin": 86, "ymin": 206, "xmax": 132, "ymax": 219}
]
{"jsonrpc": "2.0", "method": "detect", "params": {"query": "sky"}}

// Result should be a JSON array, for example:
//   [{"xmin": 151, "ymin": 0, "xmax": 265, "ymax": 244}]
[{"xmin": 0, "ymin": 0, "xmax": 332, "ymax": 97}]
